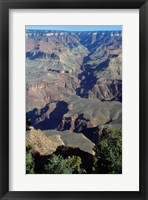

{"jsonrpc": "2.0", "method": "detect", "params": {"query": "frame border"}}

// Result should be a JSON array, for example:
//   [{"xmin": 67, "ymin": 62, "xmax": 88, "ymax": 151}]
[{"xmin": 0, "ymin": 0, "xmax": 147, "ymax": 199}]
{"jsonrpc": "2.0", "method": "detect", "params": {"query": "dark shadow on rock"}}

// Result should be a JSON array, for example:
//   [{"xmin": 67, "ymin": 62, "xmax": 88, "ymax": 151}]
[
  {"xmin": 72, "ymin": 113, "xmax": 100, "ymax": 144},
  {"xmin": 34, "ymin": 101, "xmax": 69, "ymax": 130},
  {"xmin": 81, "ymin": 127, "xmax": 100, "ymax": 144},
  {"xmin": 26, "ymin": 51, "xmax": 47, "ymax": 60},
  {"xmin": 26, "ymin": 108, "xmax": 38, "ymax": 126},
  {"xmin": 26, "ymin": 104, "xmax": 50, "ymax": 127},
  {"xmin": 76, "ymin": 56, "xmax": 110, "ymax": 98}
]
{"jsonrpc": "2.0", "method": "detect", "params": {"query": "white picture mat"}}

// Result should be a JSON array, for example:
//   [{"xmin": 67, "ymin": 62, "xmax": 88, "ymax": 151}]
[{"xmin": 9, "ymin": 9, "xmax": 139, "ymax": 191}]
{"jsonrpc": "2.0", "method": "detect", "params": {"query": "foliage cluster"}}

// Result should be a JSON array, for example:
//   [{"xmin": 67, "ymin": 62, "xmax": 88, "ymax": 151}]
[
  {"xmin": 44, "ymin": 154, "xmax": 85, "ymax": 174},
  {"xmin": 93, "ymin": 128, "xmax": 122, "ymax": 174},
  {"xmin": 26, "ymin": 144, "xmax": 35, "ymax": 174}
]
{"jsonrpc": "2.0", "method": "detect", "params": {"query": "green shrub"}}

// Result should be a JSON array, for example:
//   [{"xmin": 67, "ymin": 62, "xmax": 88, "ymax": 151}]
[
  {"xmin": 44, "ymin": 154, "xmax": 85, "ymax": 174},
  {"xmin": 26, "ymin": 145, "xmax": 35, "ymax": 174},
  {"xmin": 93, "ymin": 128, "xmax": 122, "ymax": 174}
]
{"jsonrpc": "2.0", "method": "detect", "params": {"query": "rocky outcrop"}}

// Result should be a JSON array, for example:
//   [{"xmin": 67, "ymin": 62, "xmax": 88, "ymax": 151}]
[
  {"xmin": 26, "ymin": 128, "xmax": 63, "ymax": 155},
  {"xmin": 44, "ymin": 129, "xmax": 95, "ymax": 155},
  {"xmin": 26, "ymin": 128, "xmax": 95, "ymax": 156}
]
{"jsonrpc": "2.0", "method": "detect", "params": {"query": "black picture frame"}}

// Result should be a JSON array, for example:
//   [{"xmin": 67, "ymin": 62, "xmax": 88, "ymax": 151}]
[{"xmin": 0, "ymin": 0, "xmax": 147, "ymax": 199}]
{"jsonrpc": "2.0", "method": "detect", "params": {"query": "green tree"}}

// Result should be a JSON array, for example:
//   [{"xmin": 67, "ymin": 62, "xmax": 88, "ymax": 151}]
[
  {"xmin": 26, "ymin": 145, "xmax": 35, "ymax": 174},
  {"xmin": 93, "ymin": 128, "xmax": 122, "ymax": 174},
  {"xmin": 44, "ymin": 154, "xmax": 85, "ymax": 174}
]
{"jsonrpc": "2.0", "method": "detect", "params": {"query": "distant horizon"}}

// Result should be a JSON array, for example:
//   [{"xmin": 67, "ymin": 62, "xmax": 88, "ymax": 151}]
[{"xmin": 26, "ymin": 25, "xmax": 122, "ymax": 32}]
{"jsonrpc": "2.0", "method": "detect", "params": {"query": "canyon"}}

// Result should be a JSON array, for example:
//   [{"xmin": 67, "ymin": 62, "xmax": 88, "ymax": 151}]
[{"xmin": 26, "ymin": 29, "xmax": 122, "ymax": 155}]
